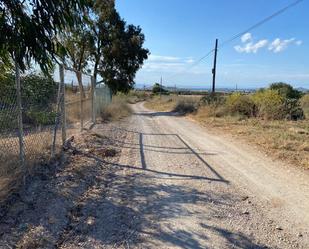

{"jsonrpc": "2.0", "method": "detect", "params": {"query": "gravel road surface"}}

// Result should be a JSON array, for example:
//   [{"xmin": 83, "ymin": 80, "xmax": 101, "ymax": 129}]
[
  {"xmin": 0, "ymin": 102, "xmax": 308, "ymax": 249},
  {"xmin": 113, "ymin": 102, "xmax": 309, "ymax": 248}
]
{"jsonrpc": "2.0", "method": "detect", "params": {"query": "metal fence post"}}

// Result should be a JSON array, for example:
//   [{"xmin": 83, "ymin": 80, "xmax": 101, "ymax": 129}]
[
  {"xmin": 91, "ymin": 76, "xmax": 96, "ymax": 124},
  {"xmin": 78, "ymin": 71, "xmax": 84, "ymax": 131},
  {"xmin": 15, "ymin": 59, "xmax": 25, "ymax": 179},
  {"xmin": 60, "ymin": 65, "xmax": 66, "ymax": 143},
  {"xmin": 51, "ymin": 76, "xmax": 62, "ymax": 158}
]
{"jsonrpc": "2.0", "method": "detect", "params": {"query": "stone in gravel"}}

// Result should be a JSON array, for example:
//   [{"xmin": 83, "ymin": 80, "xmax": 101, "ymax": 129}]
[
  {"xmin": 95, "ymin": 148, "xmax": 117, "ymax": 157},
  {"xmin": 297, "ymin": 233, "xmax": 303, "ymax": 237},
  {"xmin": 242, "ymin": 210, "xmax": 250, "ymax": 215}
]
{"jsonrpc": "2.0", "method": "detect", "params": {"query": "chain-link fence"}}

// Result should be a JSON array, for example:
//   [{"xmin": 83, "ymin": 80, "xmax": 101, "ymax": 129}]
[
  {"xmin": 0, "ymin": 64, "xmax": 112, "ymax": 198},
  {"xmin": 95, "ymin": 84, "xmax": 112, "ymax": 114}
]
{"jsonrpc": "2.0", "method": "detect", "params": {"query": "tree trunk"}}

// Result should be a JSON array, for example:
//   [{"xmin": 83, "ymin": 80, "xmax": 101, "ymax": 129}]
[{"xmin": 76, "ymin": 71, "xmax": 85, "ymax": 98}]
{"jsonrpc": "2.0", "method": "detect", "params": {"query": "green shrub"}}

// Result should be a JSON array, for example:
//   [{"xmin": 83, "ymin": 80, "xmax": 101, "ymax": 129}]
[
  {"xmin": 252, "ymin": 89, "xmax": 304, "ymax": 120},
  {"xmin": 25, "ymin": 110, "xmax": 57, "ymax": 125},
  {"xmin": 269, "ymin": 82, "xmax": 302, "ymax": 100},
  {"xmin": 0, "ymin": 109, "xmax": 18, "ymax": 131},
  {"xmin": 281, "ymin": 99, "xmax": 304, "ymax": 120},
  {"xmin": 173, "ymin": 99, "xmax": 198, "ymax": 114},
  {"xmin": 0, "ymin": 73, "xmax": 57, "ymax": 108},
  {"xmin": 252, "ymin": 89, "xmax": 284, "ymax": 119},
  {"xmin": 200, "ymin": 93, "xmax": 225, "ymax": 106},
  {"xmin": 225, "ymin": 92, "xmax": 256, "ymax": 117},
  {"xmin": 152, "ymin": 83, "xmax": 169, "ymax": 95}
]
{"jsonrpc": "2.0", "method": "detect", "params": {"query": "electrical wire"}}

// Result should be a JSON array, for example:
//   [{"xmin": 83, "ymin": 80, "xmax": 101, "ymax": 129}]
[
  {"xmin": 219, "ymin": 0, "xmax": 304, "ymax": 49},
  {"xmin": 164, "ymin": 0, "xmax": 304, "ymax": 82}
]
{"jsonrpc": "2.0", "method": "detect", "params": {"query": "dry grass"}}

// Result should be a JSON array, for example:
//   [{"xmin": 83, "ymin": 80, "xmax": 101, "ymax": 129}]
[
  {"xmin": 100, "ymin": 96, "xmax": 132, "ymax": 121},
  {"xmin": 124, "ymin": 91, "xmax": 150, "ymax": 104},
  {"xmin": 144, "ymin": 95, "xmax": 201, "ymax": 112},
  {"xmin": 145, "ymin": 95, "xmax": 309, "ymax": 169},
  {"xmin": 0, "ymin": 130, "xmax": 61, "ymax": 200},
  {"xmin": 193, "ymin": 106, "xmax": 309, "ymax": 169},
  {"xmin": 0, "ymin": 89, "xmax": 92, "ymax": 202},
  {"xmin": 300, "ymin": 94, "xmax": 309, "ymax": 118},
  {"xmin": 66, "ymin": 91, "xmax": 92, "ymax": 124}
]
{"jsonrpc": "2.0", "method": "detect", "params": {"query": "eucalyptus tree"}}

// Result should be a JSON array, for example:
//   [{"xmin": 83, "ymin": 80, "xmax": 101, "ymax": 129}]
[
  {"xmin": 0, "ymin": 0, "xmax": 86, "ymax": 73},
  {"xmin": 61, "ymin": 25, "xmax": 94, "ymax": 97},
  {"xmin": 90, "ymin": 0, "xmax": 149, "ymax": 93}
]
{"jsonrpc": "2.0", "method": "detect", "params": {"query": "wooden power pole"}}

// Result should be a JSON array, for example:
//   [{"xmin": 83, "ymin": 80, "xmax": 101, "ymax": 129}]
[
  {"xmin": 212, "ymin": 39, "xmax": 218, "ymax": 93},
  {"xmin": 160, "ymin": 76, "xmax": 162, "ymax": 99}
]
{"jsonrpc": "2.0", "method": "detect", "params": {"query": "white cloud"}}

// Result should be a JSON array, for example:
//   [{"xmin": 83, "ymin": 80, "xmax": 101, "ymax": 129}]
[
  {"xmin": 241, "ymin": 33, "xmax": 252, "ymax": 43},
  {"xmin": 148, "ymin": 55, "xmax": 180, "ymax": 62},
  {"xmin": 295, "ymin": 40, "xmax": 303, "ymax": 46},
  {"xmin": 234, "ymin": 34, "xmax": 302, "ymax": 54},
  {"xmin": 143, "ymin": 54, "xmax": 196, "ymax": 73},
  {"xmin": 185, "ymin": 58, "xmax": 194, "ymax": 63},
  {"xmin": 234, "ymin": 39, "xmax": 268, "ymax": 53},
  {"xmin": 268, "ymin": 38, "xmax": 296, "ymax": 53}
]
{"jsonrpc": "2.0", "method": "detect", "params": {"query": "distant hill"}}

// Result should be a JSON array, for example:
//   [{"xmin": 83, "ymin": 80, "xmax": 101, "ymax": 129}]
[{"xmin": 296, "ymin": 87, "xmax": 309, "ymax": 93}]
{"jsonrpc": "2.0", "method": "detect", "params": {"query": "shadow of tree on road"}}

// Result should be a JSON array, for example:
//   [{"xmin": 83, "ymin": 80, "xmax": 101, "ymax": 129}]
[
  {"xmin": 57, "ymin": 168, "xmax": 267, "ymax": 249},
  {"xmin": 0, "ymin": 120, "xmax": 268, "ymax": 249}
]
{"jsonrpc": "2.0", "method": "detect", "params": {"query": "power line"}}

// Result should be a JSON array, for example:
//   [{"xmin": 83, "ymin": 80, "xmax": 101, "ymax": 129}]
[
  {"xmin": 219, "ymin": 0, "xmax": 304, "ymax": 49},
  {"xmin": 166, "ymin": 49, "xmax": 214, "ymax": 80},
  {"xmin": 164, "ymin": 0, "xmax": 304, "ymax": 82}
]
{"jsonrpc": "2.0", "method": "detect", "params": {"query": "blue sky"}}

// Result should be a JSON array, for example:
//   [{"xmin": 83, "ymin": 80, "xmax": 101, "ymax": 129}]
[{"xmin": 116, "ymin": 0, "xmax": 309, "ymax": 89}]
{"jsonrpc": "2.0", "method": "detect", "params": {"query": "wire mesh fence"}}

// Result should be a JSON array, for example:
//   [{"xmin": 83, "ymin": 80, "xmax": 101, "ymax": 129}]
[
  {"xmin": 0, "ymin": 64, "xmax": 112, "ymax": 198},
  {"xmin": 95, "ymin": 84, "xmax": 113, "ymax": 114}
]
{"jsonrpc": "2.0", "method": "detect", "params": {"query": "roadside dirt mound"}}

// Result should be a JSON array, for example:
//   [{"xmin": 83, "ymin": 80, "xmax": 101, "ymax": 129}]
[{"xmin": 0, "ymin": 121, "xmax": 132, "ymax": 249}]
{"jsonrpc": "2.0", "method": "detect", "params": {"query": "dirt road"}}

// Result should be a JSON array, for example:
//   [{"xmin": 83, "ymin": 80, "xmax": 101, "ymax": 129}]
[
  {"xmin": 1, "ymin": 102, "xmax": 308, "ymax": 248},
  {"xmin": 113, "ymin": 102, "xmax": 309, "ymax": 248}
]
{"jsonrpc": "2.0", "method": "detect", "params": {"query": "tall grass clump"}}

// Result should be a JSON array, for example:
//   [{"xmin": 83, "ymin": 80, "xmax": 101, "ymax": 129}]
[
  {"xmin": 100, "ymin": 96, "xmax": 132, "ymax": 121},
  {"xmin": 118, "ymin": 91, "xmax": 149, "ymax": 104},
  {"xmin": 173, "ymin": 99, "xmax": 198, "ymax": 114},
  {"xmin": 225, "ymin": 92, "xmax": 256, "ymax": 117},
  {"xmin": 300, "ymin": 94, "xmax": 309, "ymax": 118},
  {"xmin": 197, "ymin": 93, "xmax": 227, "ymax": 118},
  {"xmin": 252, "ymin": 89, "xmax": 284, "ymax": 119},
  {"xmin": 252, "ymin": 89, "xmax": 304, "ymax": 120},
  {"xmin": 197, "ymin": 86, "xmax": 305, "ymax": 121}
]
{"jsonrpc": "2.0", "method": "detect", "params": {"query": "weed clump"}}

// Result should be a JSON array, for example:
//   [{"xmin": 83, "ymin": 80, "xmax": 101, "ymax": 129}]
[
  {"xmin": 173, "ymin": 99, "xmax": 197, "ymax": 114},
  {"xmin": 100, "ymin": 97, "xmax": 132, "ymax": 121},
  {"xmin": 300, "ymin": 94, "xmax": 309, "ymax": 118},
  {"xmin": 226, "ymin": 93, "xmax": 256, "ymax": 117},
  {"xmin": 198, "ymin": 86, "xmax": 306, "ymax": 121}
]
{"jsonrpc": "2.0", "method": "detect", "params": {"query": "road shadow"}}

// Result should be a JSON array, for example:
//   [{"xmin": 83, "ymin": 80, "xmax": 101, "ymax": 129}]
[
  {"xmin": 53, "ymin": 169, "xmax": 266, "ymax": 248},
  {"xmin": 0, "ymin": 123, "xmax": 268, "ymax": 249},
  {"xmin": 133, "ymin": 110, "xmax": 182, "ymax": 118},
  {"xmin": 138, "ymin": 132, "xmax": 227, "ymax": 183},
  {"xmin": 95, "ymin": 125, "xmax": 227, "ymax": 183}
]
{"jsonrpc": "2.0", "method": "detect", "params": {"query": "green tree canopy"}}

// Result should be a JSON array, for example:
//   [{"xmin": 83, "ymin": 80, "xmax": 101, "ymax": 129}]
[
  {"xmin": 269, "ymin": 82, "xmax": 302, "ymax": 100},
  {"xmin": 152, "ymin": 83, "xmax": 168, "ymax": 94},
  {"xmin": 0, "ymin": 0, "xmax": 86, "ymax": 73},
  {"xmin": 60, "ymin": 0, "xmax": 149, "ymax": 94},
  {"xmin": 92, "ymin": 0, "xmax": 149, "ymax": 93}
]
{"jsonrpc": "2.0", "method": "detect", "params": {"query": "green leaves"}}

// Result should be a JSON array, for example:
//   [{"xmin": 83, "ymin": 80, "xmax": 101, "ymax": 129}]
[
  {"xmin": 0, "ymin": 0, "xmax": 87, "ymax": 73},
  {"xmin": 269, "ymin": 82, "xmax": 303, "ymax": 100},
  {"xmin": 1, "ymin": 0, "xmax": 149, "ymax": 94},
  {"xmin": 96, "ymin": 5, "xmax": 149, "ymax": 93}
]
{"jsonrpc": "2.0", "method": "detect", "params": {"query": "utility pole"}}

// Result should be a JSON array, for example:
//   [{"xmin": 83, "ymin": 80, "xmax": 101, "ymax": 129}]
[
  {"xmin": 160, "ymin": 76, "xmax": 162, "ymax": 99},
  {"xmin": 212, "ymin": 39, "xmax": 218, "ymax": 94}
]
